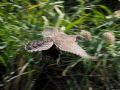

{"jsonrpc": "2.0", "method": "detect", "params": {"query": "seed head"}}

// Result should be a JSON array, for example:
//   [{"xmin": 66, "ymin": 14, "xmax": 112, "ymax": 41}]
[
  {"xmin": 80, "ymin": 30, "xmax": 92, "ymax": 41},
  {"xmin": 103, "ymin": 32, "xmax": 115, "ymax": 45},
  {"xmin": 113, "ymin": 10, "xmax": 120, "ymax": 18}
]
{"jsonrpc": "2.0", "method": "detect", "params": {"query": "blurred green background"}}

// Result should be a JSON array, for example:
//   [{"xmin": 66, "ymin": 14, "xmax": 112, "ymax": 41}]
[{"xmin": 0, "ymin": 0, "xmax": 120, "ymax": 90}]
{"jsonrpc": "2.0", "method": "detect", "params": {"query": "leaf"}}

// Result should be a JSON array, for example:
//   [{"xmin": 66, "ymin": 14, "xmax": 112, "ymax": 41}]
[
  {"xmin": 93, "ymin": 9, "xmax": 105, "ymax": 19},
  {"xmin": 25, "ymin": 38, "xmax": 54, "ymax": 52},
  {"xmin": 0, "ymin": 45, "xmax": 7, "ymax": 49},
  {"xmin": 98, "ymin": 5, "xmax": 112, "ymax": 15},
  {"xmin": 0, "ymin": 45, "xmax": 6, "ymax": 49},
  {"xmin": 0, "ymin": 56, "xmax": 7, "ymax": 66},
  {"xmin": 62, "ymin": 59, "xmax": 82, "ymax": 76},
  {"xmin": 65, "ymin": 14, "xmax": 90, "ymax": 31}
]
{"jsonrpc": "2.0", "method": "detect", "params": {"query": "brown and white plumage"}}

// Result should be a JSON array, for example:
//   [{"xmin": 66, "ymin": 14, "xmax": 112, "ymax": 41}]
[
  {"xmin": 57, "ymin": 43, "xmax": 90, "ymax": 58},
  {"xmin": 52, "ymin": 31, "xmax": 90, "ymax": 58},
  {"xmin": 25, "ymin": 38, "xmax": 53, "ymax": 52},
  {"xmin": 25, "ymin": 28, "xmax": 91, "ymax": 58}
]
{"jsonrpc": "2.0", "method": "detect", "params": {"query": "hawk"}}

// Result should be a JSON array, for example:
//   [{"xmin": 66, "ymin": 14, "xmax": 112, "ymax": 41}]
[{"xmin": 25, "ymin": 28, "xmax": 92, "ymax": 59}]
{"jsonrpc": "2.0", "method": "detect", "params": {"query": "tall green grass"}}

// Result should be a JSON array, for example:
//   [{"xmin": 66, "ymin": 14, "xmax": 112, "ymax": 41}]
[{"xmin": 0, "ymin": 0, "xmax": 120, "ymax": 90}]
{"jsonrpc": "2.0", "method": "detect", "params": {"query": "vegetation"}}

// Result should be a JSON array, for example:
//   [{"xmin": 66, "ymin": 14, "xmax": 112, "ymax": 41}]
[{"xmin": 0, "ymin": 0, "xmax": 120, "ymax": 90}]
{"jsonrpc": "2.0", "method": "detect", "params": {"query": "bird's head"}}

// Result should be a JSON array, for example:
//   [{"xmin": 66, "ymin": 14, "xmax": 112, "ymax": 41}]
[{"xmin": 42, "ymin": 28, "xmax": 58, "ymax": 38}]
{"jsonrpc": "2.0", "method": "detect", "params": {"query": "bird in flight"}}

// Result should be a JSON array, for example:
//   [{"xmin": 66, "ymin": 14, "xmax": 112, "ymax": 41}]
[{"xmin": 25, "ymin": 28, "xmax": 93, "ymax": 59}]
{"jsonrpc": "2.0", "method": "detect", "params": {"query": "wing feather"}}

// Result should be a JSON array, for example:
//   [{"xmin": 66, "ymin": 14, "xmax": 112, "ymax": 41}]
[
  {"xmin": 53, "ymin": 33, "xmax": 90, "ymax": 58},
  {"xmin": 25, "ymin": 38, "xmax": 54, "ymax": 52}
]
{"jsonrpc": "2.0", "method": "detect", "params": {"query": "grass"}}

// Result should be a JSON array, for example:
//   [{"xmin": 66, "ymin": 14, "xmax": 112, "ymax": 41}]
[{"xmin": 0, "ymin": 0, "xmax": 120, "ymax": 90}]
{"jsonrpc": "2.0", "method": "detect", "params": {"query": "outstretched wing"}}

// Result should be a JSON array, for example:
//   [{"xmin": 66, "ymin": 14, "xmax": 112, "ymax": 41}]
[
  {"xmin": 25, "ymin": 38, "xmax": 54, "ymax": 52},
  {"xmin": 56, "ymin": 42, "xmax": 90, "ymax": 58},
  {"xmin": 54, "ymin": 33, "xmax": 90, "ymax": 58}
]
